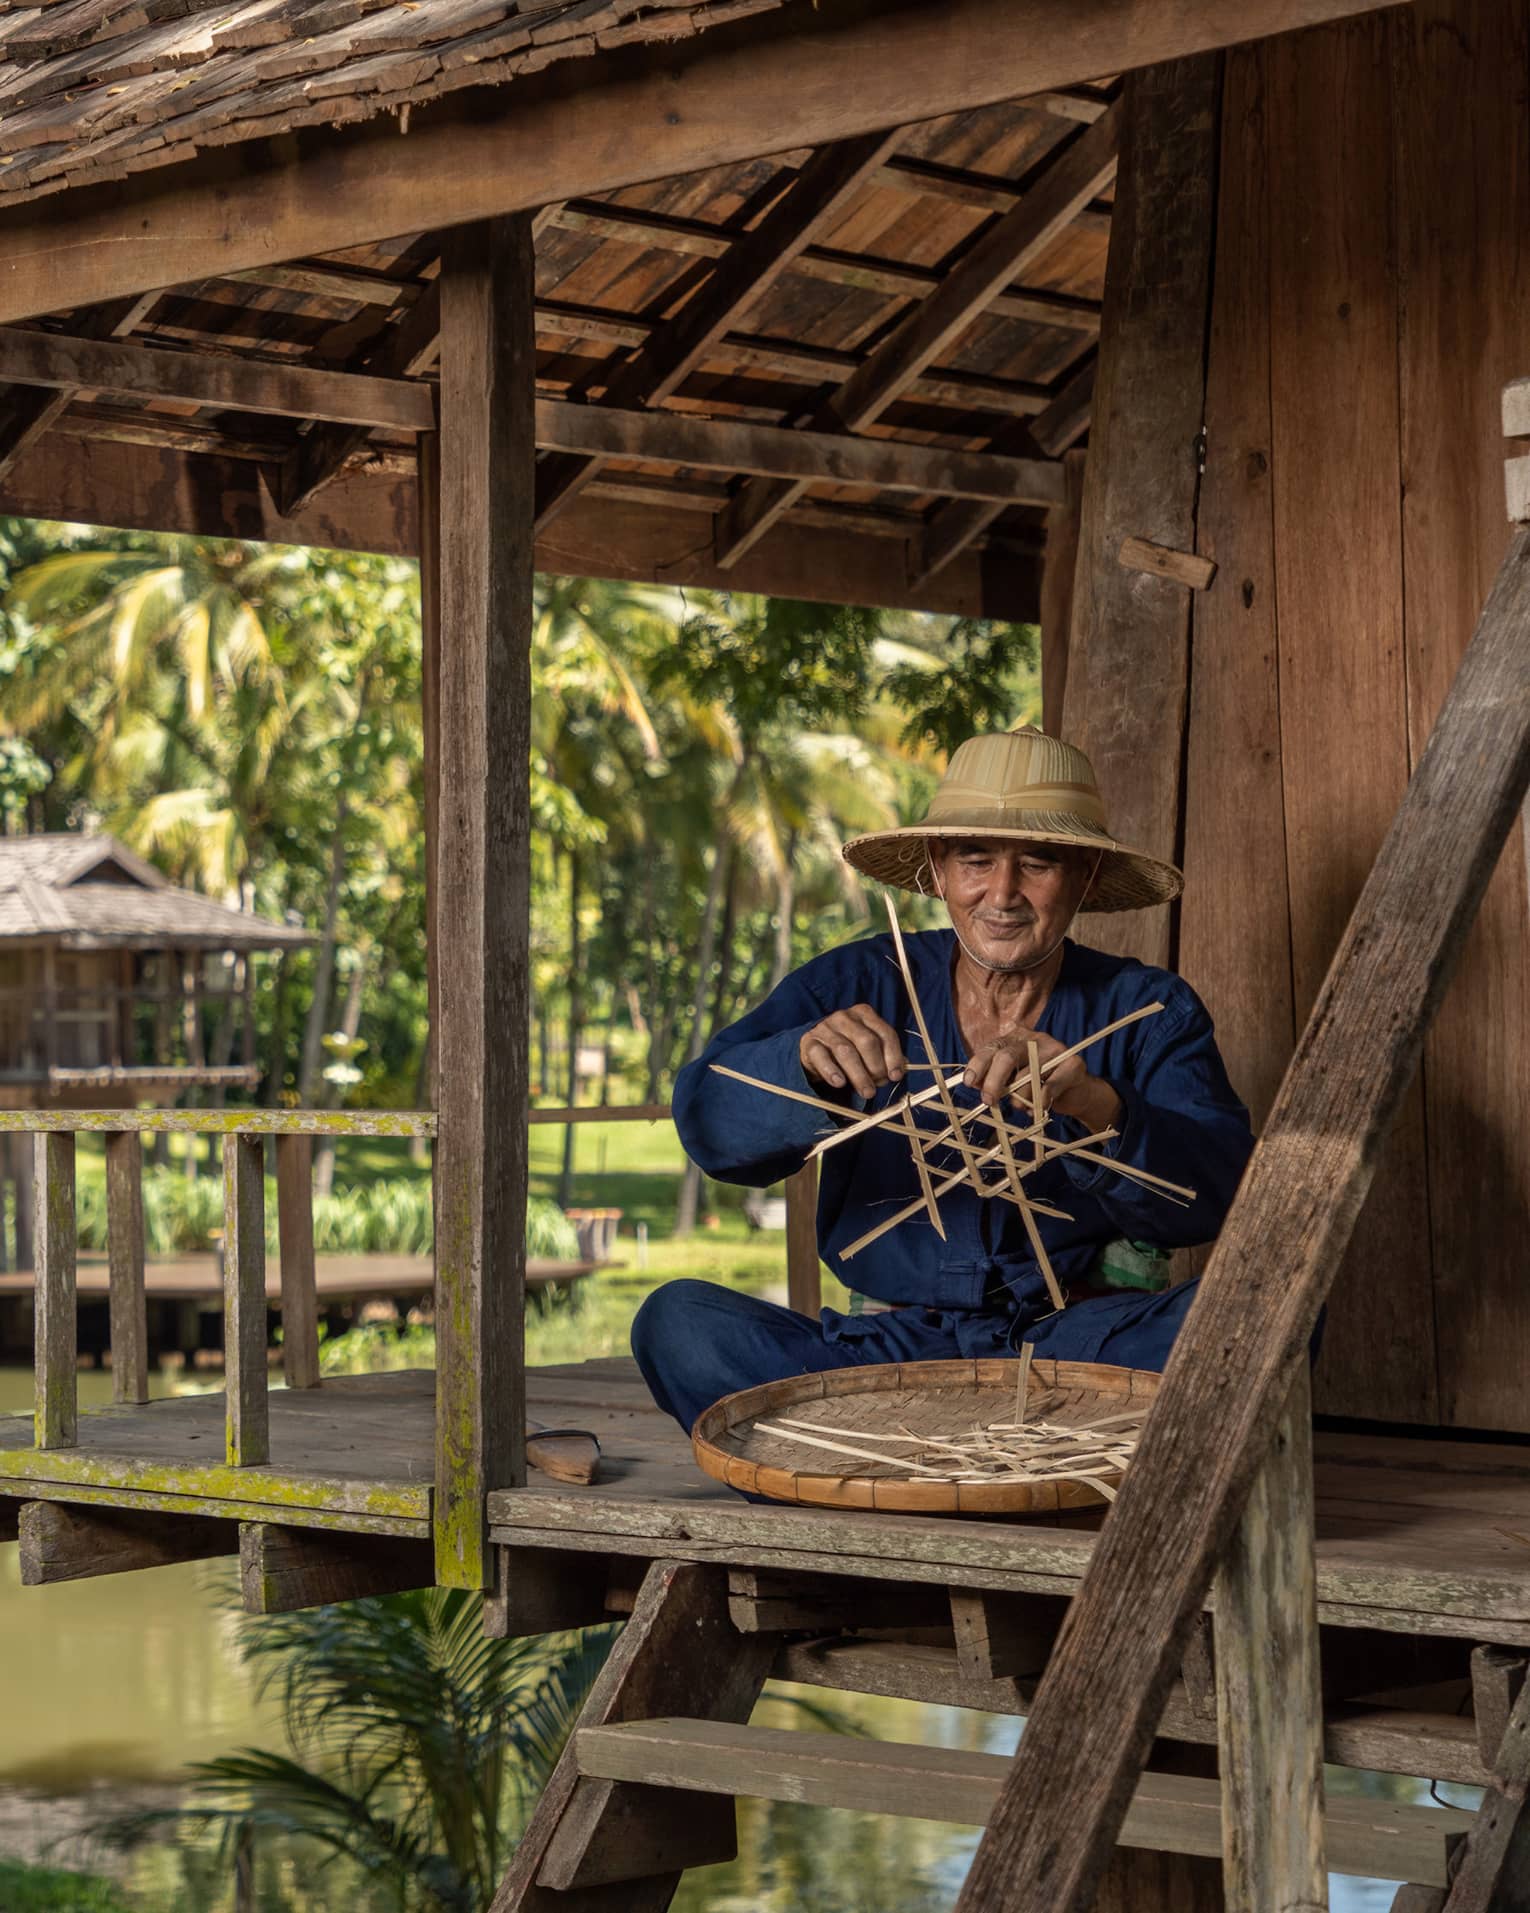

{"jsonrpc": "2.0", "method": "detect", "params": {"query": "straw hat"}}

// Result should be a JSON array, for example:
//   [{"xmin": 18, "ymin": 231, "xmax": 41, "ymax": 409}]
[{"xmin": 842, "ymin": 725, "xmax": 1183, "ymax": 913}]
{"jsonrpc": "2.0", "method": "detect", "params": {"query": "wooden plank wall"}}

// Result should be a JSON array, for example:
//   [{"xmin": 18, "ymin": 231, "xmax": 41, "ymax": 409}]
[{"xmin": 1171, "ymin": 0, "xmax": 1530, "ymax": 1427}]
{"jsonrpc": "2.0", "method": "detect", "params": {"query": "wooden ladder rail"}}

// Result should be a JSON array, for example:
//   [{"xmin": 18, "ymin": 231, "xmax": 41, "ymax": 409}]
[{"xmin": 946, "ymin": 417, "xmax": 1530, "ymax": 1912}]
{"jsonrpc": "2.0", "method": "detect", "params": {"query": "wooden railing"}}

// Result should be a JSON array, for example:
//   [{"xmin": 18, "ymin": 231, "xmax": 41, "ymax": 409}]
[{"xmin": 0, "ymin": 1104, "xmax": 822, "ymax": 1563}]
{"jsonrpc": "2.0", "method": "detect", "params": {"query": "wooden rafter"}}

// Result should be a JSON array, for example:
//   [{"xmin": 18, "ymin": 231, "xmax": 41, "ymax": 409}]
[
  {"xmin": 534, "ymin": 130, "xmax": 905, "ymax": 532},
  {"xmin": 278, "ymin": 277, "xmax": 440, "ymax": 514},
  {"xmin": 713, "ymin": 105, "xmax": 1121, "ymax": 568},
  {"xmin": 0, "ymin": 290, "xmax": 159, "ymax": 481}
]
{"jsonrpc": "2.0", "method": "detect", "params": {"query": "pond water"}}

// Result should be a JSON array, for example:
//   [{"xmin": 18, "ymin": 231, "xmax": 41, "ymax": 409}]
[{"xmin": 0, "ymin": 1367, "xmax": 1475, "ymax": 1910}]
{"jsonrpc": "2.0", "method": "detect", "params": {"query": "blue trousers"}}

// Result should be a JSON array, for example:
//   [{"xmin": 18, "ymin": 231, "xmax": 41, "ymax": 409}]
[{"xmin": 631, "ymin": 1278, "xmax": 1202, "ymax": 1435}]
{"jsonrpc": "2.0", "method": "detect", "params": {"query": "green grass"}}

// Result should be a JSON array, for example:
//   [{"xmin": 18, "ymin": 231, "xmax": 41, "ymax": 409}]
[{"xmin": 0, "ymin": 1862, "xmax": 136, "ymax": 1912}]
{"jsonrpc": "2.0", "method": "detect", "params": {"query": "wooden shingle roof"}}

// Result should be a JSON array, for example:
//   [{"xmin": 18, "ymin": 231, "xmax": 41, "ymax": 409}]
[{"xmin": 0, "ymin": 833, "xmax": 313, "ymax": 949}]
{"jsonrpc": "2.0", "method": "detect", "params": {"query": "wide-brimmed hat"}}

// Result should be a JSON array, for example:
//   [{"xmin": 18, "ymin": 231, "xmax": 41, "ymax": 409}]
[{"xmin": 841, "ymin": 725, "xmax": 1183, "ymax": 913}]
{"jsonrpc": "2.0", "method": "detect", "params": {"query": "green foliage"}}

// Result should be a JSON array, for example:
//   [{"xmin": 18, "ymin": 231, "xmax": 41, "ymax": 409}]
[
  {"xmin": 101, "ymin": 1592, "xmax": 613, "ymax": 1912},
  {"xmin": 881, "ymin": 618, "xmax": 1041, "ymax": 757},
  {"xmin": 0, "ymin": 1862, "xmax": 136, "ymax": 1912}
]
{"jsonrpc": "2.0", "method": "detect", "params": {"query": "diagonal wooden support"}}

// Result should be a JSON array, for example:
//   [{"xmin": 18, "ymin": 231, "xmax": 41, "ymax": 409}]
[
  {"xmin": 952, "ymin": 523, "xmax": 1530, "ymax": 1913},
  {"xmin": 1441, "ymin": 1656, "xmax": 1530, "ymax": 1910},
  {"xmin": 489, "ymin": 1559, "xmax": 776, "ymax": 1911}
]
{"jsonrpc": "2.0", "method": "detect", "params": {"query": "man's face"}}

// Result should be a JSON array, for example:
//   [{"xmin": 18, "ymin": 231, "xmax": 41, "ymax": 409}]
[{"xmin": 929, "ymin": 838, "xmax": 1092, "ymax": 971}]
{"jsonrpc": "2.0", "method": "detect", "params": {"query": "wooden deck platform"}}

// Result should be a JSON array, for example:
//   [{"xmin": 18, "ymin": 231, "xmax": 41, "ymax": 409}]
[
  {"xmin": 2, "ymin": 1358, "xmax": 1529, "ymax": 1649},
  {"xmin": 0, "ymin": 1251, "xmax": 597, "ymax": 1303}
]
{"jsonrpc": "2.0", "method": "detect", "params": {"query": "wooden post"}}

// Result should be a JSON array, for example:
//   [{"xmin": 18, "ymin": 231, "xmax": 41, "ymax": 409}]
[
  {"xmin": 104, "ymin": 1129, "xmax": 149, "ymax": 1404},
  {"xmin": 273, "ymin": 1134, "xmax": 320, "ymax": 1389},
  {"xmin": 1213, "ymin": 1365, "xmax": 1326, "ymax": 1911},
  {"xmin": 951, "ymin": 517, "xmax": 1530, "ymax": 1911},
  {"xmin": 1441, "ymin": 1665, "xmax": 1530, "ymax": 1910},
  {"xmin": 419, "ymin": 428, "xmax": 441, "ymax": 1117},
  {"xmin": 1039, "ymin": 447, "xmax": 1086, "ymax": 734},
  {"xmin": 1059, "ymin": 54, "xmax": 1221, "ymax": 969},
  {"xmin": 223, "ymin": 1133, "xmax": 269, "ymax": 1468},
  {"xmin": 33, "ymin": 1130, "xmax": 76, "ymax": 1449},
  {"xmin": 784, "ymin": 1159, "xmax": 821, "ymax": 1317},
  {"xmin": 434, "ymin": 214, "xmax": 534, "ymax": 1590}
]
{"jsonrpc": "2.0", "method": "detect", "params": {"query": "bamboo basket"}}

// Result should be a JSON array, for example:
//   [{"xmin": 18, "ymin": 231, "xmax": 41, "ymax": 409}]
[{"xmin": 692, "ymin": 1356, "xmax": 1161, "ymax": 1515}]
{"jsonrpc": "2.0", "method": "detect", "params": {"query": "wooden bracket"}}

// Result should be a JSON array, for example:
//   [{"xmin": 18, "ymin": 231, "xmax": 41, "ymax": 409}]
[
  {"xmin": 728, "ymin": 1566, "xmax": 947, "ymax": 1636},
  {"xmin": 1471, "ymin": 1644, "xmax": 1528, "ymax": 1769},
  {"xmin": 20, "ymin": 1501, "xmax": 236, "ymax": 1585},
  {"xmin": 1502, "ymin": 378, "xmax": 1530, "ymax": 521},
  {"xmin": 948, "ymin": 1589, "xmax": 1066, "ymax": 1684},
  {"xmin": 240, "ymin": 1522, "xmax": 435, "ymax": 1613},
  {"xmin": 1117, "ymin": 533, "xmax": 1217, "ymax": 590}
]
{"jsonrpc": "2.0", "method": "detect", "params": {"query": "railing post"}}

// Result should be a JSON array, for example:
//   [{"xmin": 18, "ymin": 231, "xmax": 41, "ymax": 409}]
[
  {"xmin": 1213, "ymin": 1363, "xmax": 1327, "ymax": 1911},
  {"xmin": 223, "ymin": 1133, "xmax": 270, "ymax": 1468},
  {"xmin": 274, "ymin": 1134, "xmax": 321, "ymax": 1389},
  {"xmin": 34, "ymin": 1131, "xmax": 77, "ymax": 1449},
  {"xmin": 104, "ymin": 1129, "xmax": 149, "ymax": 1404},
  {"xmin": 785, "ymin": 1160, "xmax": 821, "ymax": 1317}
]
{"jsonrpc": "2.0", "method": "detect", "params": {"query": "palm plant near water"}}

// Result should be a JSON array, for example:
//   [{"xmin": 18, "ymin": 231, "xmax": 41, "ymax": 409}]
[{"xmin": 106, "ymin": 1591, "xmax": 611, "ymax": 1912}]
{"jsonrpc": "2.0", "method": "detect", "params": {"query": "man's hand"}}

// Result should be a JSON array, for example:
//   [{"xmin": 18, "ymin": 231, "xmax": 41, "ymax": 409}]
[
  {"xmin": 964, "ymin": 1027, "xmax": 1123, "ymax": 1131},
  {"xmin": 800, "ymin": 1005, "xmax": 907, "ymax": 1098}
]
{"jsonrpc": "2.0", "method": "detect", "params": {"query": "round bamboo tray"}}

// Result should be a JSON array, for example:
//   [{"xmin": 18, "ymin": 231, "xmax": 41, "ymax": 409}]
[{"xmin": 692, "ymin": 1357, "xmax": 1161, "ymax": 1515}]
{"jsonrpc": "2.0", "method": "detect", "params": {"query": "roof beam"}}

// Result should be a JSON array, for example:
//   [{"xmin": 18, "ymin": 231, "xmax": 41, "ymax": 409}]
[
  {"xmin": 714, "ymin": 103, "xmax": 1121, "ymax": 568},
  {"xmin": 0, "ymin": 319, "xmax": 435, "ymax": 429},
  {"xmin": 277, "ymin": 279, "xmax": 441, "ymax": 514},
  {"xmin": 0, "ymin": 0, "xmax": 1401, "ymax": 329},
  {"xmin": 0, "ymin": 290, "xmax": 159, "ymax": 481},
  {"xmin": 534, "ymin": 128, "xmax": 904, "ymax": 532},
  {"xmin": 533, "ymin": 398, "xmax": 1066, "ymax": 505}
]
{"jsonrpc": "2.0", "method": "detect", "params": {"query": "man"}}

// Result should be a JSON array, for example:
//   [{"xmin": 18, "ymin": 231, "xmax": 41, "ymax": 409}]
[{"xmin": 632, "ymin": 724, "xmax": 1254, "ymax": 1434}]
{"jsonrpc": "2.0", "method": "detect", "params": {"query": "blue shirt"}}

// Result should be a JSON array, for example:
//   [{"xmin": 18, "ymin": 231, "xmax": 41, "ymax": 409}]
[{"xmin": 673, "ymin": 930, "xmax": 1254, "ymax": 1318}]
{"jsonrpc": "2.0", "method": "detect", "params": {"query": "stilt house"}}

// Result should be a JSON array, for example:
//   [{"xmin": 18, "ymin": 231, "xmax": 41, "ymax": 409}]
[{"xmin": 1, "ymin": 1, "xmax": 1528, "ymax": 1906}]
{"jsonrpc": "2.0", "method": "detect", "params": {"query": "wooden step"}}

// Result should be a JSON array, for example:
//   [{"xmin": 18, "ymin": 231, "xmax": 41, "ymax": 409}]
[{"xmin": 574, "ymin": 1718, "xmax": 1474, "ymax": 1887}]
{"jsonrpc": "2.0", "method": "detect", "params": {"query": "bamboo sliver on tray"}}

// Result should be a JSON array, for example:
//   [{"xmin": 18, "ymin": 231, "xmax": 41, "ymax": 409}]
[{"xmin": 692, "ymin": 1355, "xmax": 1163, "ymax": 1515}]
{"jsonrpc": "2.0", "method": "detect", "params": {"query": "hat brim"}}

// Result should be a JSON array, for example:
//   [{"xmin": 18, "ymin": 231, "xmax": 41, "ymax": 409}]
[{"xmin": 841, "ymin": 822, "xmax": 1183, "ymax": 913}]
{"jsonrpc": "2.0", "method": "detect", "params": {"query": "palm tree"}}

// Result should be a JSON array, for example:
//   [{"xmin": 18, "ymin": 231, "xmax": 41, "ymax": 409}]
[{"xmin": 103, "ymin": 1590, "xmax": 612, "ymax": 1912}]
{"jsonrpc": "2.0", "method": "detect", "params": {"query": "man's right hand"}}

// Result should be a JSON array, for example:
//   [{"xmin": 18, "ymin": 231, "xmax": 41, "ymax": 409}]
[{"xmin": 800, "ymin": 1006, "xmax": 907, "ymax": 1098}]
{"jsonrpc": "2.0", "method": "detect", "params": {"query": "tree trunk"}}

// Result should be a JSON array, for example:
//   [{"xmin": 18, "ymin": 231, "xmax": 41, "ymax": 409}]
[
  {"xmin": 674, "ymin": 767, "xmax": 745, "ymax": 1237},
  {"xmin": 770, "ymin": 831, "xmax": 798, "ymax": 991},
  {"xmin": 558, "ymin": 851, "xmax": 584, "ymax": 1211},
  {"xmin": 297, "ymin": 790, "xmax": 352, "ymax": 1107},
  {"xmin": 313, "ymin": 954, "xmax": 368, "ymax": 1198}
]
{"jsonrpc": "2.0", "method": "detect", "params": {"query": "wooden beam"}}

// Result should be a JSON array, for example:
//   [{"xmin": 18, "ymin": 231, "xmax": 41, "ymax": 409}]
[
  {"xmin": 784, "ymin": 1159, "xmax": 820, "ymax": 1317},
  {"xmin": 0, "ymin": 0, "xmax": 1405, "ymax": 328},
  {"xmin": 484, "ymin": 1544, "xmax": 611, "ymax": 1638},
  {"xmin": 33, "ymin": 1131, "xmax": 76, "ymax": 1451},
  {"xmin": 949, "ymin": 1589, "xmax": 1063, "ymax": 1684},
  {"xmin": 19, "ymin": 1501, "xmax": 235, "ymax": 1585},
  {"xmin": 490, "ymin": 1560, "xmax": 776, "ymax": 1912},
  {"xmin": 533, "ymin": 399, "xmax": 1067, "ymax": 504},
  {"xmin": 1030, "ymin": 356, "xmax": 1097, "ymax": 456},
  {"xmin": 1214, "ymin": 1368, "xmax": 1326, "ymax": 1910},
  {"xmin": 535, "ymin": 130, "xmax": 904, "ymax": 530},
  {"xmin": 433, "ymin": 217, "xmax": 533, "ymax": 1591},
  {"xmin": 1040, "ymin": 447, "xmax": 1087, "ymax": 731},
  {"xmin": 949, "ymin": 521, "xmax": 1530, "ymax": 1912},
  {"xmin": 223, "ymin": 1132, "xmax": 269, "ymax": 1468},
  {"xmin": 0, "ymin": 290, "xmax": 158, "ymax": 481},
  {"xmin": 1059, "ymin": 55, "xmax": 1221, "ymax": 974},
  {"xmin": 1472, "ymin": 1645, "xmax": 1528, "ymax": 1769},
  {"xmin": 0, "ymin": 322, "xmax": 435, "ymax": 430},
  {"xmin": 279, "ymin": 277, "xmax": 441, "ymax": 515},
  {"xmin": 0, "ymin": 433, "xmax": 1040, "ymax": 618},
  {"xmin": 104, "ymin": 1128, "xmax": 148, "ymax": 1405},
  {"xmin": 572, "ymin": 1718, "xmax": 1468, "ymax": 1886},
  {"xmin": 715, "ymin": 106, "xmax": 1121, "ymax": 567},
  {"xmin": 239, "ymin": 1522, "xmax": 435, "ymax": 1613}
]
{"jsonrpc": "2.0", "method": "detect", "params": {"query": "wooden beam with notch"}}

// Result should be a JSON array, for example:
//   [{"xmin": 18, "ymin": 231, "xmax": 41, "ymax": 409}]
[
  {"xmin": 714, "ymin": 106, "xmax": 1121, "ymax": 568},
  {"xmin": 535, "ymin": 129, "xmax": 905, "ymax": 532},
  {"xmin": 0, "ymin": 291, "xmax": 160, "ymax": 481}
]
